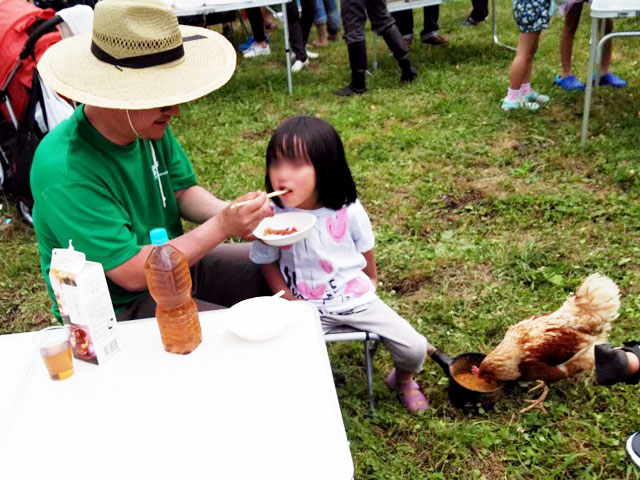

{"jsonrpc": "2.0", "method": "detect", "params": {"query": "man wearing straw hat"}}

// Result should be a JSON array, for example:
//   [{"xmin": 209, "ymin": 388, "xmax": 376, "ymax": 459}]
[{"xmin": 31, "ymin": 0, "xmax": 274, "ymax": 321}]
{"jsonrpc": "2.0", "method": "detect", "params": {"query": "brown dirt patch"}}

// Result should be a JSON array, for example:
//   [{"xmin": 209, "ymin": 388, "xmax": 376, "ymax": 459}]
[
  {"xmin": 396, "ymin": 263, "xmax": 495, "ymax": 300},
  {"xmin": 239, "ymin": 127, "xmax": 270, "ymax": 141},
  {"xmin": 439, "ymin": 190, "xmax": 485, "ymax": 211}
]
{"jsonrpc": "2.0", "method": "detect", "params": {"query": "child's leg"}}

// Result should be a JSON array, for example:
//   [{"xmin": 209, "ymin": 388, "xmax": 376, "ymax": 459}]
[
  {"xmin": 509, "ymin": 31, "xmax": 540, "ymax": 90},
  {"xmin": 560, "ymin": 2, "xmax": 583, "ymax": 78},
  {"xmin": 319, "ymin": 298, "xmax": 433, "ymax": 412},
  {"xmin": 601, "ymin": 18, "xmax": 613, "ymax": 74},
  {"xmin": 597, "ymin": 19, "xmax": 627, "ymax": 87}
]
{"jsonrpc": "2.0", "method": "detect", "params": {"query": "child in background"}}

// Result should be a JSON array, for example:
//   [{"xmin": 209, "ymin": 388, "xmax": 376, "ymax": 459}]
[
  {"xmin": 250, "ymin": 116, "xmax": 435, "ymax": 413},
  {"xmin": 312, "ymin": 0, "xmax": 341, "ymax": 47},
  {"xmin": 553, "ymin": 0, "xmax": 627, "ymax": 90},
  {"xmin": 502, "ymin": 0, "xmax": 554, "ymax": 111}
]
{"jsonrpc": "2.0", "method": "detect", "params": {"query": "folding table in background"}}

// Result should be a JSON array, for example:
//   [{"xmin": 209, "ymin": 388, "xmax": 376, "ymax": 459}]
[
  {"xmin": 580, "ymin": 0, "xmax": 640, "ymax": 145},
  {"xmin": 167, "ymin": 0, "xmax": 295, "ymax": 94}
]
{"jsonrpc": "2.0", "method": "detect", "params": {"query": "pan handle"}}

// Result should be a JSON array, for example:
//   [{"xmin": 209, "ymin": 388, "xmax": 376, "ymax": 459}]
[{"xmin": 429, "ymin": 349, "xmax": 454, "ymax": 377}]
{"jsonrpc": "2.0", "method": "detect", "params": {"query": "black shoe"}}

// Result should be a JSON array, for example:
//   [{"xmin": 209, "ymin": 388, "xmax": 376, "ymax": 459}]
[
  {"xmin": 462, "ymin": 16, "xmax": 481, "ymax": 27},
  {"xmin": 595, "ymin": 342, "xmax": 640, "ymax": 385},
  {"xmin": 421, "ymin": 34, "xmax": 448, "ymax": 46},
  {"xmin": 335, "ymin": 84, "xmax": 367, "ymax": 96},
  {"xmin": 399, "ymin": 59, "xmax": 417, "ymax": 83},
  {"xmin": 627, "ymin": 433, "xmax": 640, "ymax": 469}
]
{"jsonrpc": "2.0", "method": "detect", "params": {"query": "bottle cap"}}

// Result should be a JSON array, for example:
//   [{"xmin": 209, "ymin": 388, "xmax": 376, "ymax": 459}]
[{"xmin": 150, "ymin": 228, "xmax": 169, "ymax": 246}]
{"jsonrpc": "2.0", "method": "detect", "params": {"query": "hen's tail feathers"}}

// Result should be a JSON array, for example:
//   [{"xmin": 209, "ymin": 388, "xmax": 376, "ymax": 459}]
[{"xmin": 570, "ymin": 273, "xmax": 621, "ymax": 325}]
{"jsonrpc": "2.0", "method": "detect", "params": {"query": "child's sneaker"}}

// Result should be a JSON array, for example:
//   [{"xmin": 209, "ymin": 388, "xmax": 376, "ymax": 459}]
[
  {"xmin": 553, "ymin": 74, "xmax": 585, "ymax": 91},
  {"xmin": 501, "ymin": 97, "xmax": 539, "ymax": 111},
  {"xmin": 523, "ymin": 91, "xmax": 550, "ymax": 105},
  {"xmin": 599, "ymin": 72, "xmax": 628, "ymax": 88},
  {"xmin": 242, "ymin": 43, "xmax": 271, "ymax": 58}
]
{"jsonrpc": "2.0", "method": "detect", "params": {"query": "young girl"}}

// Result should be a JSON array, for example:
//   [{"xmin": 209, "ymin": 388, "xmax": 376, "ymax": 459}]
[
  {"xmin": 553, "ymin": 0, "xmax": 627, "ymax": 91},
  {"xmin": 250, "ymin": 116, "xmax": 435, "ymax": 413},
  {"xmin": 502, "ymin": 0, "xmax": 554, "ymax": 111}
]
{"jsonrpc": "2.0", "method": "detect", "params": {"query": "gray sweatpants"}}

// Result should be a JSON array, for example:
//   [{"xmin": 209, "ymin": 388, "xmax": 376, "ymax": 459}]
[
  {"xmin": 117, "ymin": 243, "xmax": 271, "ymax": 321},
  {"xmin": 320, "ymin": 297, "xmax": 428, "ymax": 373},
  {"xmin": 341, "ymin": 0, "xmax": 396, "ymax": 44}
]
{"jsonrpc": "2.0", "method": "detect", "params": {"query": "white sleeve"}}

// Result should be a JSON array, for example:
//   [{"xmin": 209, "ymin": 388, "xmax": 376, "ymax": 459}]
[
  {"xmin": 249, "ymin": 240, "xmax": 281, "ymax": 264},
  {"xmin": 349, "ymin": 200, "xmax": 375, "ymax": 253}
]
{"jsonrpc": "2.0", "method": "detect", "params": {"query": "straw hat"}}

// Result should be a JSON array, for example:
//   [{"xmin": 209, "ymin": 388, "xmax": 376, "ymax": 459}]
[{"xmin": 37, "ymin": 0, "xmax": 236, "ymax": 109}]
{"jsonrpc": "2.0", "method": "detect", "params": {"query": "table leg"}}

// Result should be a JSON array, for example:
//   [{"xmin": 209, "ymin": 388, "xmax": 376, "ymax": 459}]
[
  {"xmin": 581, "ymin": 18, "xmax": 600, "ymax": 146},
  {"xmin": 282, "ymin": 2, "xmax": 293, "ymax": 94},
  {"xmin": 492, "ymin": 0, "xmax": 516, "ymax": 51},
  {"xmin": 371, "ymin": 24, "xmax": 378, "ymax": 71},
  {"xmin": 594, "ymin": 18, "xmax": 607, "ymax": 90}
]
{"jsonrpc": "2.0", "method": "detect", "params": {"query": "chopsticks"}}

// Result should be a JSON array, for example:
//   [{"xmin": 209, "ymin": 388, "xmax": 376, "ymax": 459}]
[{"xmin": 229, "ymin": 189, "xmax": 290, "ymax": 210}]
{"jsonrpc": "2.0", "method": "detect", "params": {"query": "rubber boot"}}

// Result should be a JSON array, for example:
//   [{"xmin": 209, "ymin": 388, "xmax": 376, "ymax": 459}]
[
  {"xmin": 335, "ymin": 41, "xmax": 368, "ymax": 96},
  {"xmin": 381, "ymin": 25, "xmax": 418, "ymax": 83}
]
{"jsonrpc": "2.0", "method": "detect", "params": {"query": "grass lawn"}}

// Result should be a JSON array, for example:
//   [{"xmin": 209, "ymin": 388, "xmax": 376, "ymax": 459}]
[{"xmin": 2, "ymin": 0, "xmax": 640, "ymax": 477}]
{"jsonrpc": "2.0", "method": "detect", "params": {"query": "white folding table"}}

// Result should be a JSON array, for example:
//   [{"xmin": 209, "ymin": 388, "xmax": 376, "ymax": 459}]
[
  {"xmin": 167, "ymin": 0, "xmax": 295, "ymax": 94},
  {"xmin": 580, "ymin": 0, "xmax": 640, "ymax": 145},
  {"xmin": 0, "ymin": 303, "xmax": 354, "ymax": 480}
]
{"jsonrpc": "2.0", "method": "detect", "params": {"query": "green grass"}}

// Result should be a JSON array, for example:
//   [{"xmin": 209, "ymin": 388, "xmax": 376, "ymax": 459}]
[{"xmin": 3, "ymin": 1, "xmax": 640, "ymax": 477}]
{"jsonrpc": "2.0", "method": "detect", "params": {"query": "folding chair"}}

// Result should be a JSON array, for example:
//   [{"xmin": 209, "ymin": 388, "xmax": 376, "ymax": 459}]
[{"xmin": 324, "ymin": 326, "xmax": 382, "ymax": 414}]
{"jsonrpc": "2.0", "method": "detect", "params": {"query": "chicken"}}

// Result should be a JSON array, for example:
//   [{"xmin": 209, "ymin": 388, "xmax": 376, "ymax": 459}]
[{"xmin": 474, "ymin": 273, "xmax": 620, "ymax": 412}]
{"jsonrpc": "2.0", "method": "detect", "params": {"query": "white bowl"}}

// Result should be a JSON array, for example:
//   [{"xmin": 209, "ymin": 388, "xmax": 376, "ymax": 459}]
[
  {"xmin": 225, "ymin": 296, "xmax": 294, "ymax": 341},
  {"xmin": 253, "ymin": 212, "xmax": 316, "ymax": 247}
]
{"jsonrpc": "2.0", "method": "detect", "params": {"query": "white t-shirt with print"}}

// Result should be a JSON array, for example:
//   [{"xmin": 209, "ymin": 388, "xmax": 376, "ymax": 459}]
[{"xmin": 250, "ymin": 200, "xmax": 377, "ymax": 313}]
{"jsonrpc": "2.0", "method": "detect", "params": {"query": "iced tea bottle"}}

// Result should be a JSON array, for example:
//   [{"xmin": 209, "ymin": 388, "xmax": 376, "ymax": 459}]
[{"xmin": 145, "ymin": 228, "xmax": 201, "ymax": 354}]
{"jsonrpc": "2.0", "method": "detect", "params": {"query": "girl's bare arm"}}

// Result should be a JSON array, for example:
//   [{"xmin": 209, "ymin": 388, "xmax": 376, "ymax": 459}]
[
  {"xmin": 260, "ymin": 263, "xmax": 297, "ymax": 300},
  {"xmin": 362, "ymin": 249, "xmax": 377, "ymax": 289}
]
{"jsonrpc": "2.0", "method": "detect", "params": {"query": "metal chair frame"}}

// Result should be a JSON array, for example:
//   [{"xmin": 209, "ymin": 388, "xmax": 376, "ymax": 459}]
[{"xmin": 324, "ymin": 326, "xmax": 382, "ymax": 414}]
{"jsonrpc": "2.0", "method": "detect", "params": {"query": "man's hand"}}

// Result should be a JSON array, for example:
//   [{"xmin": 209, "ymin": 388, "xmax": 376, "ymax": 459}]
[{"xmin": 218, "ymin": 191, "xmax": 273, "ymax": 239}]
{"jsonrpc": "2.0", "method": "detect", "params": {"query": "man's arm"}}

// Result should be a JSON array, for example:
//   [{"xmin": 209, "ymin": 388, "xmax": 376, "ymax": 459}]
[
  {"xmin": 107, "ymin": 191, "xmax": 272, "ymax": 292},
  {"xmin": 174, "ymin": 185, "xmax": 229, "ymax": 224}
]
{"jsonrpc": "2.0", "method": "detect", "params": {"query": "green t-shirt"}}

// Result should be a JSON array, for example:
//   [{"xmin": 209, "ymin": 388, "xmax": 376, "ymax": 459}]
[{"xmin": 31, "ymin": 106, "xmax": 197, "ymax": 320}]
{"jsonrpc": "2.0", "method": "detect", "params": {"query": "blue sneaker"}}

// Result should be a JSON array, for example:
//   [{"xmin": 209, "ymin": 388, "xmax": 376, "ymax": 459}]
[
  {"xmin": 239, "ymin": 35, "xmax": 270, "ymax": 52},
  {"xmin": 599, "ymin": 72, "xmax": 628, "ymax": 88},
  {"xmin": 239, "ymin": 36, "xmax": 254, "ymax": 51},
  {"xmin": 553, "ymin": 74, "xmax": 585, "ymax": 91}
]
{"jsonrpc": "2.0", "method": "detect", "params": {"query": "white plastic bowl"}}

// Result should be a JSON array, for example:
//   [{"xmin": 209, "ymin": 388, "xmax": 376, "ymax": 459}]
[
  {"xmin": 253, "ymin": 212, "xmax": 316, "ymax": 247},
  {"xmin": 225, "ymin": 296, "xmax": 295, "ymax": 341}
]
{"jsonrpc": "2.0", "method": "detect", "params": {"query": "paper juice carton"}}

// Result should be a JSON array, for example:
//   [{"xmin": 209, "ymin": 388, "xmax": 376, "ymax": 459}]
[{"xmin": 49, "ymin": 241, "xmax": 121, "ymax": 364}]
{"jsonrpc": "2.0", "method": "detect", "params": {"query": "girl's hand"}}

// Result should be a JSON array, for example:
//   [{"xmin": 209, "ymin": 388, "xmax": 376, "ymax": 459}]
[{"xmin": 219, "ymin": 191, "xmax": 273, "ymax": 239}]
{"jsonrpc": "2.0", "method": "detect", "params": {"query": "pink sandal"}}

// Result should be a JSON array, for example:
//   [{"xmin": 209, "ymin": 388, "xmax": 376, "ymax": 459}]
[{"xmin": 386, "ymin": 368, "xmax": 430, "ymax": 413}]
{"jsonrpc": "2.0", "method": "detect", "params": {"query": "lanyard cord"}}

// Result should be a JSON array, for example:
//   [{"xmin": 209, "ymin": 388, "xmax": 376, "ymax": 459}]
[{"xmin": 149, "ymin": 141, "xmax": 167, "ymax": 208}]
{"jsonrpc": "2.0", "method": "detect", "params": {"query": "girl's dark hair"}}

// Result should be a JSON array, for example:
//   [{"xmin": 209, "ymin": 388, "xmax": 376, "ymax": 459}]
[{"xmin": 265, "ymin": 116, "xmax": 357, "ymax": 210}]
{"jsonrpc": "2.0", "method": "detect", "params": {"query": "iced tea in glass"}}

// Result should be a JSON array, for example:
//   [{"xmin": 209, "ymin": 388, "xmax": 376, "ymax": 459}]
[{"xmin": 37, "ymin": 326, "xmax": 74, "ymax": 381}]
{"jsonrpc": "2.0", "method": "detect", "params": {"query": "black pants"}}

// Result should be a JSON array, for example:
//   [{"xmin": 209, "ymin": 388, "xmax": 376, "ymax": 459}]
[
  {"xmin": 116, "ymin": 243, "xmax": 271, "ymax": 321},
  {"xmin": 341, "ymin": 0, "xmax": 396, "ymax": 44},
  {"xmin": 247, "ymin": 8, "xmax": 267, "ymax": 43},
  {"xmin": 392, "ymin": 5, "xmax": 440, "ymax": 39},
  {"xmin": 469, "ymin": 0, "xmax": 489, "ymax": 22},
  {"xmin": 287, "ymin": 0, "xmax": 317, "ymax": 61}
]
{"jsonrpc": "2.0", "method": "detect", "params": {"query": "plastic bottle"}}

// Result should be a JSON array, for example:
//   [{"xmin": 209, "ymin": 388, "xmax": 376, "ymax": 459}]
[{"xmin": 145, "ymin": 228, "xmax": 201, "ymax": 354}]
